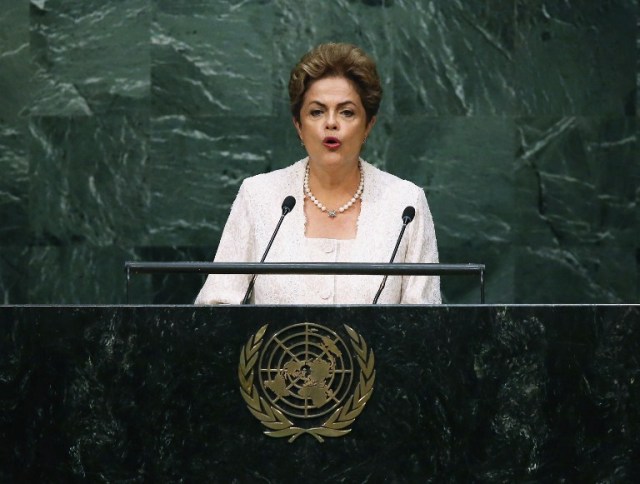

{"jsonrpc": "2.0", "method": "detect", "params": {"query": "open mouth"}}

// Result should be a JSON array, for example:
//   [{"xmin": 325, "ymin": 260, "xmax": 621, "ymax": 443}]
[{"xmin": 322, "ymin": 137, "xmax": 341, "ymax": 149}]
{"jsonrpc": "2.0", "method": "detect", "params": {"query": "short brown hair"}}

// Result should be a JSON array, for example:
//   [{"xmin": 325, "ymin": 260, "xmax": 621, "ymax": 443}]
[{"xmin": 289, "ymin": 43, "xmax": 382, "ymax": 123}]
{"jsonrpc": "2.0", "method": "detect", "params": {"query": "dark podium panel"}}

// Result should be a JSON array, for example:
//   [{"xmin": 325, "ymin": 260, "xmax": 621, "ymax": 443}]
[{"xmin": 1, "ymin": 305, "xmax": 638, "ymax": 481}]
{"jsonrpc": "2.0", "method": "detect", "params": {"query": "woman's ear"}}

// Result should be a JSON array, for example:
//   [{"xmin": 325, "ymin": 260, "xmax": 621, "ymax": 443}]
[
  {"xmin": 292, "ymin": 117, "xmax": 302, "ymax": 138},
  {"xmin": 365, "ymin": 115, "xmax": 377, "ymax": 138}
]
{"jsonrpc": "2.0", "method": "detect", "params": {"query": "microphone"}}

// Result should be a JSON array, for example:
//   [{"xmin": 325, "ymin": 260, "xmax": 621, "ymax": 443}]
[
  {"xmin": 242, "ymin": 196, "xmax": 296, "ymax": 304},
  {"xmin": 372, "ymin": 206, "xmax": 416, "ymax": 304}
]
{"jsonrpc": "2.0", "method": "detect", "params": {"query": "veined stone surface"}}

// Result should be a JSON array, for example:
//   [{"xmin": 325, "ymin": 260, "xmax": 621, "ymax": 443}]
[
  {"xmin": 0, "ymin": 305, "xmax": 638, "ymax": 480},
  {"xmin": 0, "ymin": 0, "xmax": 637, "ymax": 303}
]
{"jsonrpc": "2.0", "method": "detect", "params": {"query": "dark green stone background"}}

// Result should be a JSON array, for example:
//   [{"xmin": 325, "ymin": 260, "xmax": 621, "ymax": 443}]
[{"xmin": 1, "ymin": 0, "xmax": 638, "ymax": 304}]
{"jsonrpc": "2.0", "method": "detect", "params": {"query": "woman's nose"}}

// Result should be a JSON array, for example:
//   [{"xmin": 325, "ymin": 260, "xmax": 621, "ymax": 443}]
[{"xmin": 325, "ymin": 112, "xmax": 338, "ymax": 130}]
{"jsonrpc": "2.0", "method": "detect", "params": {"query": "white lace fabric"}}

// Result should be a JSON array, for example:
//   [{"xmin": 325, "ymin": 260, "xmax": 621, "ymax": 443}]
[{"xmin": 195, "ymin": 158, "xmax": 441, "ymax": 305}]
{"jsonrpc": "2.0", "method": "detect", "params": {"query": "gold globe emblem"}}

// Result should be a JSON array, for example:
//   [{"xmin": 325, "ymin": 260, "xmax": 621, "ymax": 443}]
[
  {"xmin": 239, "ymin": 323, "xmax": 375, "ymax": 442},
  {"xmin": 260, "ymin": 323, "xmax": 353, "ymax": 419}
]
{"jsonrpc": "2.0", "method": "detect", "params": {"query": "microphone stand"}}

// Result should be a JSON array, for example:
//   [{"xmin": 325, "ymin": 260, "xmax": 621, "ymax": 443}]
[
  {"xmin": 372, "ymin": 207, "xmax": 415, "ymax": 304},
  {"xmin": 242, "ymin": 197, "xmax": 295, "ymax": 304}
]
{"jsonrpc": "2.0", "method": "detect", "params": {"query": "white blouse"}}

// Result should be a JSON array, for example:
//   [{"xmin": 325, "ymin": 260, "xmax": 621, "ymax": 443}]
[{"xmin": 195, "ymin": 158, "xmax": 441, "ymax": 305}]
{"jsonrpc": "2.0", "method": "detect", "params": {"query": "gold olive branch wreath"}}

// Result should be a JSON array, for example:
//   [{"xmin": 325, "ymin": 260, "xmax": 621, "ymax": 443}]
[{"xmin": 238, "ymin": 324, "xmax": 375, "ymax": 443}]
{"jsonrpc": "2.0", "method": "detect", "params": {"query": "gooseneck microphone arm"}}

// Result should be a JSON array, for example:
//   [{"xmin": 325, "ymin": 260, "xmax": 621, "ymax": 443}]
[
  {"xmin": 242, "ymin": 196, "xmax": 296, "ymax": 305},
  {"xmin": 372, "ymin": 206, "xmax": 416, "ymax": 304}
]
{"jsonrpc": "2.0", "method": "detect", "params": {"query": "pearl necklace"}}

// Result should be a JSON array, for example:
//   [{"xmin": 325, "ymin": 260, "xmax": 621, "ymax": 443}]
[{"xmin": 304, "ymin": 162, "xmax": 364, "ymax": 218}]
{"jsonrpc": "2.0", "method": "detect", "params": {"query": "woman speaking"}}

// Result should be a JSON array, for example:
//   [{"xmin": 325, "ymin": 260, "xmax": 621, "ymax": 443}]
[{"xmin": 196, "ymin": 43, "xmax": 441, "ymax": 305}]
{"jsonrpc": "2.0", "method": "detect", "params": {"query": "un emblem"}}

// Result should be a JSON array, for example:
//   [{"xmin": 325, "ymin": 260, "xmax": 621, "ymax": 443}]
[{"xmin": 238, "ymin": 323, "xmax": 375, "ymax": 442}]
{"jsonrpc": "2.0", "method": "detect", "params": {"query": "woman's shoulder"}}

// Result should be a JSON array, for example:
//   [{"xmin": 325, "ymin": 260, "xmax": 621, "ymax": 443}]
[
  {"xmin": 241, "ymin": 159, "xmax": 305, "ymax": 194},
  {"xmin": 363, "ymin": 160, "xmax": 425, "ymax": 200}
]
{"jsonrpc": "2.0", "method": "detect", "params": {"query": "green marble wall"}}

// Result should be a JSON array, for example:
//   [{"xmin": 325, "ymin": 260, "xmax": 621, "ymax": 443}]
[{"xmin": 1, "ymin": 0, "xmax": 638, "ymax": 304}]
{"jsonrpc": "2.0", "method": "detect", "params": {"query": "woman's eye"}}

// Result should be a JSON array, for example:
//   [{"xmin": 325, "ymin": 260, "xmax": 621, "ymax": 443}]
[
  {"xmin": 310, "ymin": 109, "xmax": 323, "ymax": 117},
  {"xmin": 341, "ymin": 110, "xmax": 354, "ymax": 117}
]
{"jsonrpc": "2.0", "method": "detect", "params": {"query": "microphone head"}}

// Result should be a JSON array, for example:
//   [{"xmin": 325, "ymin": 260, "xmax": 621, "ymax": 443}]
[
  {"xmin": 282, "ymin": 196, "xmax": 296, "ymax": 215},
  {"xmin": 402, "ymin": 206, "xmax": 416, "ymax": 224}
]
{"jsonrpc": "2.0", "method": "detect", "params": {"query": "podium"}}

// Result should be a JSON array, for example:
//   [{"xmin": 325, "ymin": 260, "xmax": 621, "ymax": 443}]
[{"xmin": 1, "ymin": 304, "xmax": 638, "ymax": 481}]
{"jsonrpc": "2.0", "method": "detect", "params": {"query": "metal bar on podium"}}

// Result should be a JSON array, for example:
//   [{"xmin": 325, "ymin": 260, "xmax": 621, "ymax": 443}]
[{"xmin": 124, "ymin": 261, "xmax": 486, "ymax": 304}]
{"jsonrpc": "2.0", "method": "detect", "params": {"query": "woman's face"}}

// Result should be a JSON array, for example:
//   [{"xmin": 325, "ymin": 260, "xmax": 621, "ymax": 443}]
[{"xmin": 294, "ymin": 76, "xmax": 376, "ymax": 171}]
